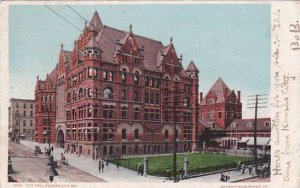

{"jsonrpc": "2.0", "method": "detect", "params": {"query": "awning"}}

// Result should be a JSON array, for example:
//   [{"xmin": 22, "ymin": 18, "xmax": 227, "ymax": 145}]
[
  {"xmin": 238, "ymin": 137, "xmax": 250, "ymax": 143},
  {"xmin": 246, "ymin": 137, "xmax": 271, "ymax": 146}
]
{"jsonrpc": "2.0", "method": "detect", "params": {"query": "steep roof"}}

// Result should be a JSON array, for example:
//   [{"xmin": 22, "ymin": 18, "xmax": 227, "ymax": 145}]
[
  {"xmin": 186, "ymin": 60, "xmax": 199, "ymax": 72},
  {"xmin": 88, "ymin": 11, "xmax": 103, "ymax": 32},
  {"xmin": 200, "ymin": 78, "xmax": 231, "ymax": 105},
  {"xmin": 94, "ymin": 25, "xmax": 163, "ymax": 72}
]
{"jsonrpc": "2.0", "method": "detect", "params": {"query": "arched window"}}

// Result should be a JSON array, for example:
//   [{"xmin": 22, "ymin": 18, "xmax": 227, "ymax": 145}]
[
  {"xmin": 88, "ymin": 88, "xmax": 92, "ymax": 98},
  {"xmin": 103, "ymin": 88, "xmax": 113, "ymax": 99},
  {"xmin": 102, "ymin": 70, "xmax": 107, "ymax": 80},
  {"xmin": 121, "ymin": 69, "xmax": 127, "ymax": 83},
  {"xmin": 67, "ymin": 93, "xmax": 71, "ymax": 103},
  {"xmin": 164, "ymin": 130, "xmax": 169, "ymax": 139},
  {"xmin": 79, "ymin": 88, "xmax": 84, "ymax": 99},
  {"xmin": 122, "ymin": 129, "xmax": 127, "ymax": 139},
  {"xmin": 72, "ymin": 90, "xmax": 77, "ymax": 102},
  {"xmin": 134, "ymin": 129, "xmax": 139, "ymax": 139},
  {"xmin": 134, "ymin": 71, "xmax": 139, "ymax": 85}
]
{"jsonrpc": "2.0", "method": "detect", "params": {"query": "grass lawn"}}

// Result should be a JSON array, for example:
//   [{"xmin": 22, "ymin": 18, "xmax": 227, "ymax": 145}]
[{"xmin": 114, "ymin": 153, "xmax": 253, "ymax": 177}]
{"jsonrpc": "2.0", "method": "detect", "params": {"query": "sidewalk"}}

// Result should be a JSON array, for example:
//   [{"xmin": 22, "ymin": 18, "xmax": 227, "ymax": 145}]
[
  {"xmin": 20, "ymin": 140, "xmax": 259, "ymax": 183},
  {"xmin": 20, "ymin": 140, "xmax": 165, "ymax": 182}
]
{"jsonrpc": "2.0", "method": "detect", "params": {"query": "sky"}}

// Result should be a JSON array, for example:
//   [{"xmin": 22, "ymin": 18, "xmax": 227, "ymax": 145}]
[{"xmin": 9, "ymin": 4, "xmax": 271, "ymax": 118}]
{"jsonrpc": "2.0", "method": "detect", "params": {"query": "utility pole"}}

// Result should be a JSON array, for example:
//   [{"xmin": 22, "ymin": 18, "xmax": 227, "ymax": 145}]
[
  {"xmin": 48, "ymin": 111, "xmax": 51, "ymax": 149},
  {"xmin": 162, "ymin": 80, "xmax": 182, "ymax": 183},
  {"xmin": 247, "ymin": 94, "xmax": 268, "ymax": 174}
]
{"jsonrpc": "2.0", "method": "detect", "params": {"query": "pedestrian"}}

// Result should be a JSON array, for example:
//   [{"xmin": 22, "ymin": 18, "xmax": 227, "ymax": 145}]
[
  {"xmin": 98, "ymin": 160, "xmax": 102, "ymax": 173},
  {"xmin": 116, "ymin": 161, "xmax": 120, "ymax": 171},
  {"xmin": 220, "ymin": 171, "xmax": 225, "ymax": 182},
  {"xmin": 140, "ymin": 164, "xmax": 144, "ymax": 176},
  {"xmin": 226, "ymin": 171, "xmax": 230, "ymax": 181},
  {"xmin": 51, "ymin": 146, "xmax": 54, "ymax": 153},
  {"xmin": 101, "ymin": 161, "xmax": 104, "ymax": 172},
  {"xmin": 241, "ymin": 163, "xmax": 246, "ymax": 174},
  {"xmin": 180, "ymin": 168, "xmax": 184, "ymax": 180},
  {"xmin": 248, "ymin": 165, "xmax": 253, "ymax": 175}
]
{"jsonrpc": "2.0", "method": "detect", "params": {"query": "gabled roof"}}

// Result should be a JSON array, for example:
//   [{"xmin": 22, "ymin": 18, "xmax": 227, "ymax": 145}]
[
  {"xmin": 186, "ymin": 60, "xmax": 199, "ymax": 72},
  {"xmin": 200, "ymin": 78, "xmax": 231, "ymax": 105}
]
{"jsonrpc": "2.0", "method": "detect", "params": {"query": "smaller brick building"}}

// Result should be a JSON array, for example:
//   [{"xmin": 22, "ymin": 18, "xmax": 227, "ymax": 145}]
[
  {"xmin": 9, "ymin": 98, "xmax": 35, "ymax": 140},
  {"xmin": 199, "ymin": 78, "xmax": 242, "ymax": 129},
  {"xmin": 34, "ymin": 72, "xmax": 56, "ymax": 144}
]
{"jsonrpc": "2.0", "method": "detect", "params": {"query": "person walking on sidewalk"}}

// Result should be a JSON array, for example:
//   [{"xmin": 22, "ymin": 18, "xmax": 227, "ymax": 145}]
[
  {"xmin": 51, "ymin": 146, "xmax": 54, "ymax": 153},
  {"xmin": 241, "ymin": 163, "xmax": 246, "ymax": 174},
  {"xmin": 248, "ymin": 165, "xmax": 253, "ymax": 176},
  {"xmin": 116, "ymin": 160, "xmax": 120, "ymax": 171},
  {"xmin": 98, "ymin": 160, "xmax": 102, "ymax": 173},
  {"xmin": 101, "ymin": 161, "xmax": 105, "ymax": 172}
]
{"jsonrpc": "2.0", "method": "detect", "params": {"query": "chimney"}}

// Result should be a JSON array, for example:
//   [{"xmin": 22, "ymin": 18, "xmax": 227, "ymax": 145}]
[
  {"xmin": 237, "ymin": 91, "xmax": 241, "ymax": 102},
  {"xmin": 200, "ymin": 92, "xmax": 203, "ymax": 101}
]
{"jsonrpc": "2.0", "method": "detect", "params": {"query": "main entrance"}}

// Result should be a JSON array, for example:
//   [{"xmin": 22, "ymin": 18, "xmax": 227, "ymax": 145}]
[{"xmin": 56, "ymin": 129, "xmax": 64, "ymax": 148}]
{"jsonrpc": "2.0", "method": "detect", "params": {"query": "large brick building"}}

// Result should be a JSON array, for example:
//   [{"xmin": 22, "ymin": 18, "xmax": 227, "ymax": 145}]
[{"xmin": 35, "ymin": 11, "xmax": 199, "ymax": 158}]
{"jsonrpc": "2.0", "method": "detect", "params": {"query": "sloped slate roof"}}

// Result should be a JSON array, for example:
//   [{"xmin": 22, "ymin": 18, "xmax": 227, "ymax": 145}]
[
  {"xmin": 200, "ymin": 78, "xmax": 231, "ymax": 105},
  {"xmin": 93, "ymin": 25, "xmax": 164, "ymax": 72},
  {"xmin": 199, "ymin": 120, "xmax": 224, "ymax": 131},
  {"xmin": 226, "ymin": 118, "xmax": 271, "ymax": 131}
]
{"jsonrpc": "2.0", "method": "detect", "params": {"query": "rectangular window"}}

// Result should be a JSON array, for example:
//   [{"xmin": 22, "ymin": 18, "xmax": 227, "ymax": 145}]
[
  {"xmin": 156, "ymin": 93, "xmax": 160, "ymax": 104},
  {"xmin": 150, "ymin": 109, "xmax": 154, "ymax": 121},
  {"xmin": 134, "ymin": 108, "xmax": 139, "ymax": 120},
  {"xmin": 23, "ymin": 120, "xmax": 26, "ymax": 126},
  {"xmin": 23, "ymin": 111, "xmax": 26, "ymax": 117},
  {"xmin": 144, "ymin": 92, "xmax": 149, "ymax": 103},
  {"xmin": 144, "ymin": 108, "xmax": 149, "ymax": 120},
  {"xmin": 218, "ymin": 112, "xmax": 222, "ymax": 118},
  {"xmin": 30, "ymin": 111, "xmax": 33, "ymax": 117},
  {"xmin": 23, "ymin": 103, "xmax": 26, "ymax": 109},
  {"xmin": 150, "ymin": 93, "xmax": 154, "ymax": 104},
  {"xmin": 134, "ymin": 90, "xmax": 139, "ymax": 102},
  {"xmin": 121, "ymin": 106, "xmax": 127, "ymax": 119},
  {"xmin": 102, "ymin": 123, "xmax": 114, "ymax": 141},
  {"xmin": 16, "ymin": 103, "xmax": 19, "ymax": 108},
  {"xmin": 155, "ymin": 109, "xmax": 160, "ymax": 120},
  {"xmin": 30, "ymin": 120, "xmax": 33, "ymax": 126}
]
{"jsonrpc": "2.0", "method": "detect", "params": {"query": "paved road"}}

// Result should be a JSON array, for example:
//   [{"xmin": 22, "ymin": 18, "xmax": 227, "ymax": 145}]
[{"xmin": 9, "ymin": 142, "xmax": 105, "ymax": 183}]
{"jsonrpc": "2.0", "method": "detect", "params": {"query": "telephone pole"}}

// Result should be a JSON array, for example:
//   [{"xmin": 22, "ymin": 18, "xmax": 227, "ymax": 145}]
[{"xmin": 247, "ymin": 94, "xmax": 268, "ymax": 174}]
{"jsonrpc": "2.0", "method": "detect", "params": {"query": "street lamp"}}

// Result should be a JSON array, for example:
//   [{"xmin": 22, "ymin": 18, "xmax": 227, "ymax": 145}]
[{"xmin": 47, "ymin": 111, "xmax": 51, "ymax": 149}]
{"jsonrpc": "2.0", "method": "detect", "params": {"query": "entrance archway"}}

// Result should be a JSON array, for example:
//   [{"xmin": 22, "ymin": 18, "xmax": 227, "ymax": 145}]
[{"xmin": 56, "ymin": 129, "xmax": 64, "ymax": 148}]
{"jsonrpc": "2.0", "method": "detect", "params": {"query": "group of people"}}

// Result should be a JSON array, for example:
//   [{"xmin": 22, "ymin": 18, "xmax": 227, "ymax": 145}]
[
  {"xmin": 98, "ymin": 160, "xmax": 106, "ymax": 173},
  {"xmin": 220, "ymin": 170, "xmax": 230, "ymax": 182}
]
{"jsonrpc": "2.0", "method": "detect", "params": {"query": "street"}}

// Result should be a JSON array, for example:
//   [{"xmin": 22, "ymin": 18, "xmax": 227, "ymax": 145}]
[{"xmin": 9, "ymin": 142, "xmax": 105, "ymax": 182}]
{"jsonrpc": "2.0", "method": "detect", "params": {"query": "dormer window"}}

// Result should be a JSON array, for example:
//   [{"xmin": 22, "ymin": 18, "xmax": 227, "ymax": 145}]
[
  {"xmin": 264, "ymin": 121, "xmax": 270, "ymax": 127},
  {"xmin": 247, "ymin": 122, "xmax": 253, "ymax": 128},
  {"xmin": 231, "ymin": 123, "xmax": 237, "ymax": 128}
]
